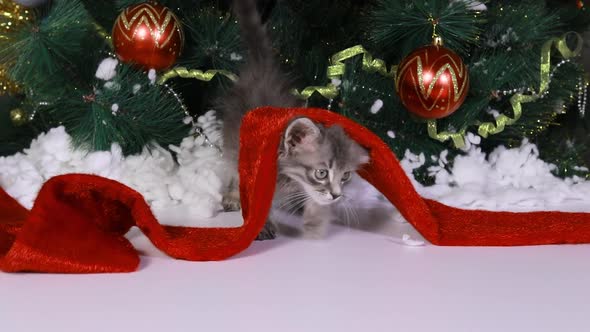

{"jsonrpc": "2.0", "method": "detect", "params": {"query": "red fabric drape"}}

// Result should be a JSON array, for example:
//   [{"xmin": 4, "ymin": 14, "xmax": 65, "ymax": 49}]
[{"xmin": 1, "ymin": 107, "xmax": 589, "ymax": 273}]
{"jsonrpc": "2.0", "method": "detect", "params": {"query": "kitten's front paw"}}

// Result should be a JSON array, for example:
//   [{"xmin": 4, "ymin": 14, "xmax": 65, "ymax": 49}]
[
  {"xmin": 222, "ymin": 191, "xmax": 241, "ymax": 211},
  {"xmin": 256, "ymin": 222, "xmax": 277, "ymax": 241}
]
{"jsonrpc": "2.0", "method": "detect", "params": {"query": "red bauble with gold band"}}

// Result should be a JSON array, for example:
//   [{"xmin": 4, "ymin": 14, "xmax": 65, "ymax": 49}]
[
  {"xmin": 112, "ymin": 1, "xmax": 184, "ymax": 71},
  {"xmin": 395, "ymin": 41, "xmax": 469, "ymax": 119}
]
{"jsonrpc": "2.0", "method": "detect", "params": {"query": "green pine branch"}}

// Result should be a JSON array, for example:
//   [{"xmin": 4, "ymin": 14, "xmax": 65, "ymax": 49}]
[
  {"xmin": 0, "ymin": 0, "xmax": 100, "ymax": 91},
  {"xmin": 366, "ymin": 0, "xmax": 484, "ymax": 61},
  {"xmin": 180, "ymin": 8, "xmax": 243, "ymax": 72},
  {"xmin": 46, "ymin": 64, "xmax": 190, "ymax": 155}
]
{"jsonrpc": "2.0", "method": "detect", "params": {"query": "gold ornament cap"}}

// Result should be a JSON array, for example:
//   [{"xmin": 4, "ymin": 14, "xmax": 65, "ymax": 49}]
[
  {"xmin": 428, "ymin": 16, "xmax": 443, "ymax": 46},
  {"xmin": 433, "ymin": 35, "xmax": 444, "ymax": 46}
]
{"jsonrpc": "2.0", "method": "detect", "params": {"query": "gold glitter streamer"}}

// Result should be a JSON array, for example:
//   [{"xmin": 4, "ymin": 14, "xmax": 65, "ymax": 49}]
[
  {"xmin": 157, "ymin": 66, "xmax": 238, "ymax": 85},
  {"xmin": 477, "ymin": 32, "xmax": 583, "ymax": 138},
  {"xmin": 327, "ymin": 45, "xmax": 396, "ymax": 79},
  {"xmin": 429, "ymin": 33, "xmax": 583, "ymax": 146},
  {"xmin": 154, "ymin": 46, "xmax": 394, "ymax": 100},
  {"xmin": 93, "ymin": 22, "xmax": 113, "ymax": 49},
  {"xmin": 0, "ymin": 0, "xmax": 32, "ymax": 41},
  {"xmin": 154, "ymin": 45, "xmax": 393, "ymax": 100},
  {"xmin": 293, "ymin": 45, "xmax": 395, "ymax": 100},
  {"xmin": 427, "ymin": 120, "xmax": 466, "ymax": 148},
  {"xmin": 0, "ymin": 63, "xmax": 20, "ymax": 95},
  {"xmin": 292, "ymin": 84, "xmax": 339, "ymax": 99}
]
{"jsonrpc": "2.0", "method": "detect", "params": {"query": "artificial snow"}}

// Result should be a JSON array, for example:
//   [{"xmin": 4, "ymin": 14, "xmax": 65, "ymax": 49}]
[
  {"xmin": 95, "ymin": 58, "xmax": 119, "ymax": 81},
  {"xmin": 387, "ymin": 130, "xmax": 396, "ymax": 139},
  {"xmin": 230, "ymin": 52, "xmax": 243, "ymax": 61},
  {"xmin": 460, "ymin": 132, "xmax": 482, "ymax": 151},
  {"xmin": 183, "ymin": 116, "xmax": 193, "ymax": 125},
  {"xmin": 331, "ymin": 78, "xmax": 342, "ymax": 87},
  {"xmin": 403, "ymin": 140, "xmax": 590, "ymax": 212},
  {"xmin": 370, "ymin": 99, "xmax": 384, "ymax": 114},
  {"xmin": 103, "ymin": 81, "xmax": 121, "ymax": 90},
  {"xmin": 486, "ymin": 28, "xmax": 519, "ymax": 48},
  {"xmin": 0, "ymin": 112, "xmax": 229, "ymax": 227},
  {"xmin": 466, "ymin": 1, "xmax": 486, "ymax": 11},
  {"xmin": 451, "ymin": 0, "xmax": 487, "ymax": 11},
  {"xmin": 487, "ymin": 107, "xmax": 501, "ymax": 119},
  {"xmin": 3, "ymin": 112, "xmax": 590, "ymax": 230},
  {"xmin": 148, "ymin": 69, "xmax": 157, "ymax": 84},
  {"xmin": 388, "ymin": 234, "xmax": 425, "ymax": 247}
]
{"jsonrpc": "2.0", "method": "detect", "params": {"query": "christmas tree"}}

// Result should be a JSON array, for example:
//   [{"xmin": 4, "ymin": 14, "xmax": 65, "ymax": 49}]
[
  {"xmin": 5, "ymin": 0, "xmax": 590, "ymax": 275},
  {"xmin": 1, "ymin": 0, "xmax": 590, "ymax": 186}
]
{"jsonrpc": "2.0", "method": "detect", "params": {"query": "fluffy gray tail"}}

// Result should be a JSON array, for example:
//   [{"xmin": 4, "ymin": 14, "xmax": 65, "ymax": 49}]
[{"xmin": 232, "ymin": 0, "xmax": 274, "ymax": 65}]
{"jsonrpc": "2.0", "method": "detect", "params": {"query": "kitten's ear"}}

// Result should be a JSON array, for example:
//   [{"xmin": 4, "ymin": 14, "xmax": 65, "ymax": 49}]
[
  {"xmin": 351, "ymin": 140, "xmax": 370, "ymax": 165},
  {"xmin": 358, "ymin": 149, "xmax": 370, "ymax": 165},
  {"xmin": 284, "ymin": 117, "xmax": 321, "ymax": 154}
]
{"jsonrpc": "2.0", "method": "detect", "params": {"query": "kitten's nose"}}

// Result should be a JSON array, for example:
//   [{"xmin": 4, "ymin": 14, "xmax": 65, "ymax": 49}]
[{"xmin": 331, "ymin": 193, "xmax": 341, "ymax": 200}]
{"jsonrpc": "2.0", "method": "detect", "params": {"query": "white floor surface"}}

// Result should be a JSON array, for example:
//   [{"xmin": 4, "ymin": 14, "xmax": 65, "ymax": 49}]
[{"xmin": 1, "ymin": 211, "xmax": 589, "ymax": 332}]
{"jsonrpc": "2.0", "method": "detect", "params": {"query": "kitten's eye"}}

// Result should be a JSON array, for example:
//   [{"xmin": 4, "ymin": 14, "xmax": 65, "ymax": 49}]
[
  {"xmin": 342, "ymin": 171, "xmax": 351, "ymax": 182},
  {"xmin": 315, "ymin": 169, "xmax": 328, "ymax": 180}
]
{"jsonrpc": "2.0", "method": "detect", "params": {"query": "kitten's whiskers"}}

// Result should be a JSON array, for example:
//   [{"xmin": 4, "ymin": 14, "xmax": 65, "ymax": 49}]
[
  {"xmin": 340, "ymin": 196, "xmax": 360, "ymax": 229},
  {"xmin": 277, "ymin": 192, "xmax": 309, "ymax": 215}
]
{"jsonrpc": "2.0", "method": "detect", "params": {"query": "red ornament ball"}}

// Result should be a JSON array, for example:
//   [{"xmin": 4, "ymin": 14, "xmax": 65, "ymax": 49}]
[
  {"xmin": 112, "ymin": 1, "xmax": 184, "ymax": 71},
  {"xmin": 395, "ymin": 44, "xmax": 469, "ymax": 119}
]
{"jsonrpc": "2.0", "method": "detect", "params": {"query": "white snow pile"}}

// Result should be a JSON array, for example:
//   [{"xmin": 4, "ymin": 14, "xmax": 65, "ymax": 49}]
[
  {"xmin": 403, "ymin": 139, "xmax": 590, "ymax": 212},
  {"xmin": 3, "ymin": 115, "xmax": 590, "ymax": 229},
  {"xmin": 95, "ymin": 57, "xmax": 119, "ymax": 81},
  {"xmin": 0, "ymin": 111, "xmax": 228, "ymax": 224},
  {"xmin": 369, "ymin": 99, "xmax": 384, "ymax": 114},
  {"xmin": 451, "ymin": 0, "xmax": 487, "ymax": 11}
]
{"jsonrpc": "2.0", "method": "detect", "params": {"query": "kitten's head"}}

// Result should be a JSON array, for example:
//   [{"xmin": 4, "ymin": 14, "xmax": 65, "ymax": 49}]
[{"xmin": 279, "ymin": 117, "xmax": 370, "ymax": 205}]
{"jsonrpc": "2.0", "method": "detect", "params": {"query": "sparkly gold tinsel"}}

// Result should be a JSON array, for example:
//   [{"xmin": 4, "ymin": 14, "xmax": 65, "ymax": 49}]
[
  {"xmin": 1, "ymin": 0, "xmax": 32, "ymax": 41},
  {"xmin": 476, "ymin": 32, "xmax": 583, "ymax": 139},
  {"xmin": 327, "ymin": 45, "xmax": 396, "ymax": 79},
  {"xmin": 427, "ymin": 122, "xmax": 466, "ymax": 148},
  {"xmin": 1, "ymin": 0, "xmax": 30, "ymax": 95},
  {"xmin": 427, "ymin": 32, "xmax": 584, "ymax": 148},
  {"xmin": 157, "ymin": 66, "xmax": 237, "ymax": 85},
  {"xmin": 0, "ymin": 64, "xmax": 20, "ymax": 95},
  {"xmin": 292, "ymin": 45, "xmax": 397, "ymax": 100},
  {"xmin": 93, "ymin": 22, "xmax": 113, "ymax": 49},
  {"xmin": 156, "ymin": 45, "xmax": 395, "ymax": 100},
  {"xmin": 9, "ymin": 107, "xmax": 27, "ymax": 126},
  {"xmin": 151, "ymin": 36, "xmax": 582, "ymax": 149}
]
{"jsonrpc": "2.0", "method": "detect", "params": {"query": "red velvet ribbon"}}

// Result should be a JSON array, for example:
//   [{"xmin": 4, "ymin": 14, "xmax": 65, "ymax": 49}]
[{"xmin": 1, "ymin": 107, "xmax": 590, "ymax": 273}]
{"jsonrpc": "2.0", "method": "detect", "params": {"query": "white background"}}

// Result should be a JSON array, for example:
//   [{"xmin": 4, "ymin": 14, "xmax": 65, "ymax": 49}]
[{"xmin": 2, "ymin": 213, "xmax": 589, "ymax": 332}]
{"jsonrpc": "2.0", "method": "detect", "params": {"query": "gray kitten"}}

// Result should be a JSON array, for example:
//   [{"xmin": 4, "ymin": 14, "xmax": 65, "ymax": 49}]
[{"xmin": 220, "ymin": 0, "xmax": 369, "ymax": 240}]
